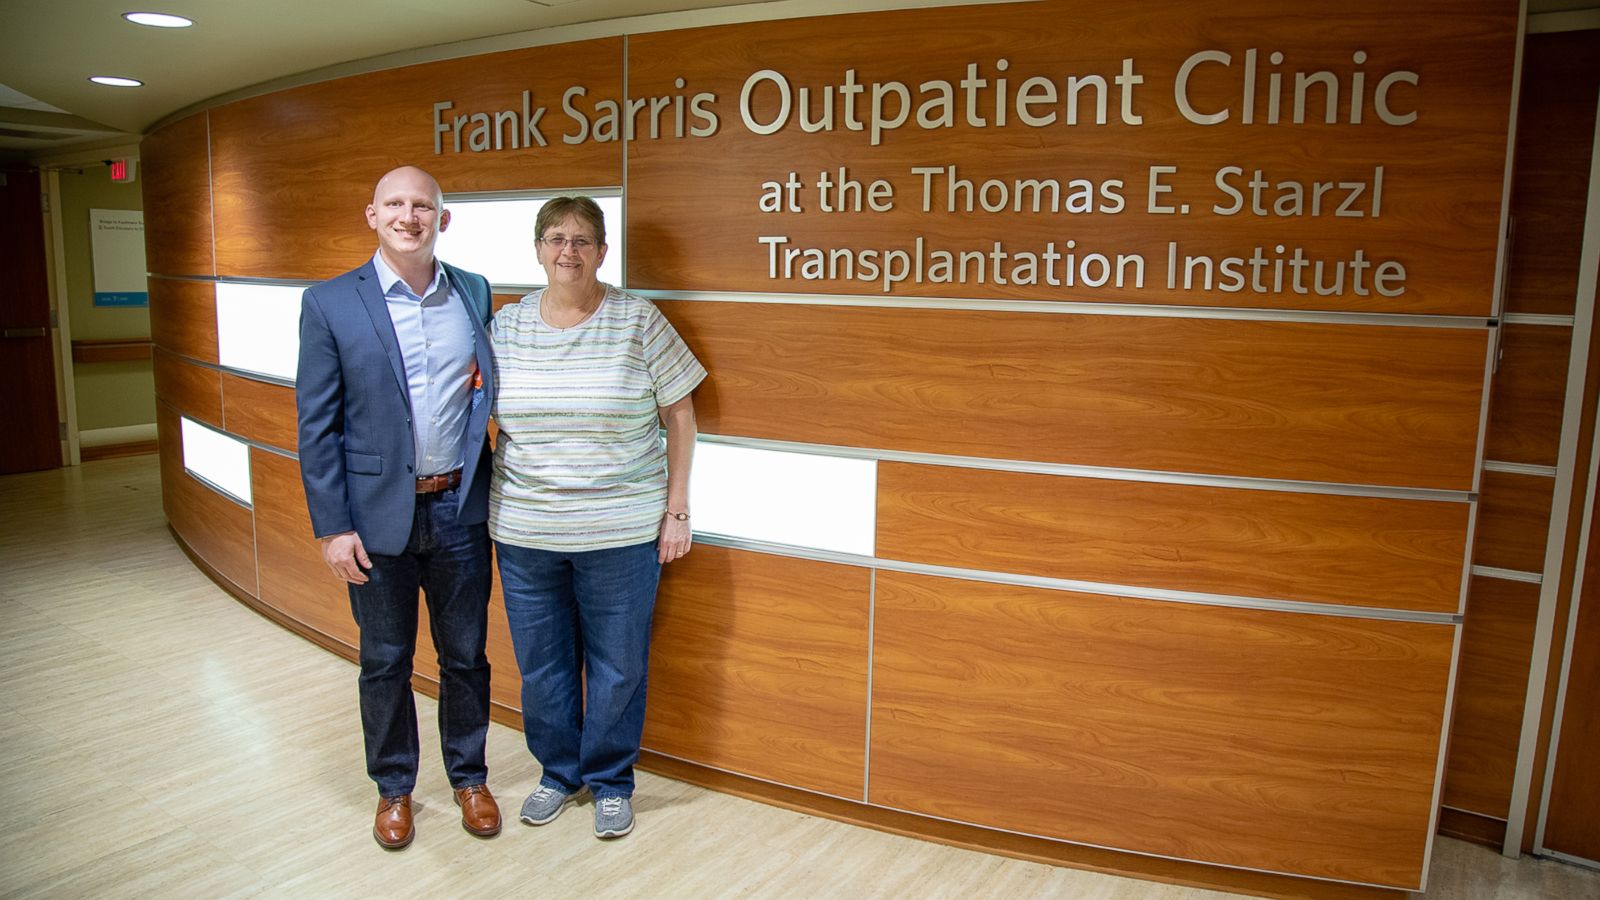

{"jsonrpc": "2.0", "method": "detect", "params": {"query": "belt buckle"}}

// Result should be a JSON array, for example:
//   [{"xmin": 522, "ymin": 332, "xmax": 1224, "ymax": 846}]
[{"xmin": 416, "ymin": 470, "xmax": 459, "ymax": 494}]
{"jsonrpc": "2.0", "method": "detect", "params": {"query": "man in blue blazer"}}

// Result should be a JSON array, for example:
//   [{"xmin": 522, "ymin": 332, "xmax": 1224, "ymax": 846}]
[{"xmin": 296, "ymin": 165, "xmax": 499, "ymax": 849}]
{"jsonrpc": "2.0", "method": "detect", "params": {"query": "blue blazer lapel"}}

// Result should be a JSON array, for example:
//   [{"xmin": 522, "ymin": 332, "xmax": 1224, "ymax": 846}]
[{"xmin": 354, "ymin": 261, "xmax": 412, "ymax": 413}]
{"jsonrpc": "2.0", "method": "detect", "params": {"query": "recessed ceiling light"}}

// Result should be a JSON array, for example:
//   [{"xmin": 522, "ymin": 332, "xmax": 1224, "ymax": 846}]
[
  {"xmin": 90, "ymin": 76, "xmax": 144, "ymax": 87},
  {"xmin": 123, "ymin": 12, "xmax": 194, "ymax": 28}
]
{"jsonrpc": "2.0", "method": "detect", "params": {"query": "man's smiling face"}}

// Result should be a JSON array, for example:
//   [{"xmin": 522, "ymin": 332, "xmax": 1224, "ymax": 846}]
[{"xmin": 366, "ymin": 166, "xmax": 449, "ymax": 267}]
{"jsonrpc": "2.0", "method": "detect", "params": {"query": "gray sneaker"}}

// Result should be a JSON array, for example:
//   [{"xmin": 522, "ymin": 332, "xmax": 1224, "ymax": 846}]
[
  {"xmin": 593, "ymin": 795, "xmax": 634, "ymax": 838},
  {"xmin": 519, "ymin": 784, "xmax": 573, "ymax": 826}
]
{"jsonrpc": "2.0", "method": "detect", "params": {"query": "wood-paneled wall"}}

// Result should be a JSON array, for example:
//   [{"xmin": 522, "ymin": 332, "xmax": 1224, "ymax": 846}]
[
  {"xmin": 1442, "ymin": 577, "xmax": 1540, "ymax": 818},
  {"xmin": 1503, "ymin": 30, "xmax": 1600, "ymax": 318},
  {"xmin": 1439, "ymin": 28, "xmax": 1600, "ymax": 846},
  {"xmin": 659, "ymin": 301, "xmax": 1487, "ymax": 490},
  {"xmin": 876, "ymin": 462, "xmax": 1468, "ymax": 611},
  {"xmin": 155, "ymin": 404, "xmax": 255, "ymax": 594},
  {"xmin": 1486, "ymin": 325, "xmax": 1571, "ymax": 467},
  {"xmin": 140, "ymin": 1, "xmax": 1529, "ymax": 894},
  {"xmin": 221, "ymin": 375, "xmax": 297, "ymax": 450},
  {"xmin": 1541, "ymin": 449, "xmax": 1600, "ymax": 861},
  {"xmin": 152, "ymin": 348, "xmax": 221, "ymax": 428},
  {"xmin": 207, "ymin": 40, "xmax": 623, "ymax": 282},
  {"xmin": 645, "ymin": 547, "xmax": 870, "ymax": 799},
  {"xmin": 149, "ymin": 277, "xmax": 219, "ymax": 364},
  {"xmin": 140, "ymin": 114, "xmax": 213, "ymax": 278},
  {"xmin": 869, "ymin": 572, "xmax": 1453, "ymax": 888}
]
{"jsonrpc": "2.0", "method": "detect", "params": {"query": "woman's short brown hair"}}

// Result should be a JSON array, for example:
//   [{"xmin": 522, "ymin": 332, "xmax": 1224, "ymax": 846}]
[{"xmin": 535, "ymin": 195, "xmax": 606, "ymax": 247}]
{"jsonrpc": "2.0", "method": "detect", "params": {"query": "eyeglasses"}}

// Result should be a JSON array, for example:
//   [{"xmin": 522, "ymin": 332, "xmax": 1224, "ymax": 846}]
[{"xmin": 540, "ymin": 236, "xmax": 597, "ymax": 251}]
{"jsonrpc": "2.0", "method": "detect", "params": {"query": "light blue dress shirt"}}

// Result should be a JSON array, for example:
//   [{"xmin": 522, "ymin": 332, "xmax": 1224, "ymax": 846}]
[{"xmin": 372, "ymin": 251, "xmax": 477, "ymax": 478}]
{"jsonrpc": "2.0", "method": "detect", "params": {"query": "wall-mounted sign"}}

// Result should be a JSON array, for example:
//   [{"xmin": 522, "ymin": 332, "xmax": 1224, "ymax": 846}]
[
  {"xmin": 108, "ymin": 159, "xmax": 137, "ymax": 183},
  {"xmin": 90, "ymin": 208, "xmax": 148, "ymax": 307}
]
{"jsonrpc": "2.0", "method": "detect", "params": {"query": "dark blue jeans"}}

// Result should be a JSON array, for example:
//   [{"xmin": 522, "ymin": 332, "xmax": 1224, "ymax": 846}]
[
  {"xmin": 496, "ymin": 539, "xmax": 661, "ymax": 799},
  {"xmin": 348, "ymin": 488, "xmax": 492, "ymax": 797}
]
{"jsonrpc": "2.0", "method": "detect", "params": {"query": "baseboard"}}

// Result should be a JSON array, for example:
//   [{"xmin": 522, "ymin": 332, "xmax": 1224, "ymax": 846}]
[
  {"xmin": 81, "ymin": 440, "xmax": 159, "ymax": 461},
  {"xmin": 1436, "ymin": 806, "xmax": 1508, "ymax": 848}
]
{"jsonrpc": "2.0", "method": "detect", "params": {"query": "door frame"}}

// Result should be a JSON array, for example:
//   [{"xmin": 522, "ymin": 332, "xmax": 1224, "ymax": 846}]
[
  {"xmin": 30, "ymin": 140, "xmax": 144, "ymax": 467},
  {"xmin": 1504, "ymin": 76, "xmax": 1600, "ymax": 858},
  {"xmin": 1529, "ymin": 90, "xmax": 1600, "ymax": 868}
]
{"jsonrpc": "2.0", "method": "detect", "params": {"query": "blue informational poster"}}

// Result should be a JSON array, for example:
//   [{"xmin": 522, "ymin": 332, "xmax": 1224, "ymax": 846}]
[{"xmin": 90, "ymin": 209, "xmax": 149, "ymax": 308}]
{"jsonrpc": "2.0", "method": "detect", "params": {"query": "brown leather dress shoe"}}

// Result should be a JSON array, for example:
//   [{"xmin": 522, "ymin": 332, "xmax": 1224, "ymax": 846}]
[
  {"xmin": 455, "ymin": 783, "xmax": 501, "ymax": 837},
  {"xmin": 373, "ymin": 795, "xmax": 414, "ymax": 850}
]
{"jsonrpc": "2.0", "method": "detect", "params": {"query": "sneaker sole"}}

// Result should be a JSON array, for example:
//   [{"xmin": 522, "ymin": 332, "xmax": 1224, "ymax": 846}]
[
  {"xmin": 519, "ymin": 797, "xmax": 572, "ymax": 826},
  {"xmin": 594, "ymin": 821, "xmax": 633, "ymax": 839}
]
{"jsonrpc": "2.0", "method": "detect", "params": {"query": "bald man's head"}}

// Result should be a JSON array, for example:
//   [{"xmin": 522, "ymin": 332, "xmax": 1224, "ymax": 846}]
[{"xmin": 366, "ymin": 166, "xmax": 450, "ymax": 270}]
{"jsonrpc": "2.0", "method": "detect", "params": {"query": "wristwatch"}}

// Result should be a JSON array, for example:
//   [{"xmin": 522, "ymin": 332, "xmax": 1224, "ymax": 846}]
[{"xmin": 666, "ymin": 510, "xmax": 690, "ymax": 521}]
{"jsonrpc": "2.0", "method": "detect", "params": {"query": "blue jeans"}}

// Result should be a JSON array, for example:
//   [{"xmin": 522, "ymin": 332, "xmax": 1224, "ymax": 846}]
[
  {"xmin": 496, "ymin": 539, "xmax": 661, "ymax": 799},
  {"xmin": 348, "ymin": 488, "xmax": 492, "ymax": 797}
]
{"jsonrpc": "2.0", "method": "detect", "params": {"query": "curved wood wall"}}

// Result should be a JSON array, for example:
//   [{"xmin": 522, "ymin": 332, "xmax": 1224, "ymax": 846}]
[{"xmin": 143, "ymin": 1, "xmax": 1527, "ymax": 896}]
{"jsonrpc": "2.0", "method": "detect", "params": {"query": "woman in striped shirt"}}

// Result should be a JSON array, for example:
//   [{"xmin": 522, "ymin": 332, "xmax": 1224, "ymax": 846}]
[{"xmin": 489, "ymin": 196, "xmax": 706, "ymax": 840}]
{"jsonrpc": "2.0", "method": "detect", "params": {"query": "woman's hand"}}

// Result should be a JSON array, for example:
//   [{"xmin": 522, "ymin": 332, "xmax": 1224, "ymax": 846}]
[{"xmin": 660, "ymin": 512, "xmax": 692, "ymax": 563}]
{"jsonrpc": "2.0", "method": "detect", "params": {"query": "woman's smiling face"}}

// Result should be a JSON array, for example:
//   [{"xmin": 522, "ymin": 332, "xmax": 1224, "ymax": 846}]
[{"xmin": 538, "ymin": 215, "xmax": 608, "ymax": 290}]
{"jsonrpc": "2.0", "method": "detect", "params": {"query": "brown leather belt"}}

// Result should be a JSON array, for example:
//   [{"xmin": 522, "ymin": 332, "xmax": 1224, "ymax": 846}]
[{"xmin": 415, "ymin": 469, "xmax": 462, "ymax": 493}]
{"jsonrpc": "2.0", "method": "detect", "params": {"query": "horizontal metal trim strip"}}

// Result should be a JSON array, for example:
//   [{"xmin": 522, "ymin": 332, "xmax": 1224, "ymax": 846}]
[
  {"xmin": 1528, "ymin": 9, "xmax": 1600, "ymax": 34},
  {"xmin": 643, "ymin": 747, "xmax": 1410, "ymax": 891},
  {"xmin": 1439, "ymin": 806, "xmax": 1509, "ymax": 823},
  {"xmin": 696, "ymin": 534, "xmax": 876, "ymax": 568},
  {"xmin": 154, "ymin": 347, "xmax": 297, "ymax": 390},
  {"xmin": 1483, "ymin": 460, "xmax": 1559, "ymax": 477},
  {"xmin": 1502, "ymin": 313, "xmax": 1577, "ymax": 327},
  {"xmin": 249, "ymin": 441, "xmax": 299, "ymax": 460},
  {"xmin": 181, "ymin": 469, "xmax": 252, "ymax": 510},
  {"xmin": 149, "ymin": 273, "xmax": 314, "ymax": 288},
  {"xmin": 149, "ymin": 273, "xmax": 222, "ymax": 283},
  {"xmin": 695, "ymin": 534, "xmax": 1462, "ymax": 624},
  {"xmin": 696, "ymin": 432, "xmax": 1475, "ymax": 503},
  {"xmin": 1470, "ymin": 565, "xmax": 1543, "ymax": 584},
  {"xmin": 1533, "ymin": 849, "xmax": 1600, "ymax": 872},
  {"xmin": 213, "ymin": 276, "xmax": 314, "ymax": 289},
  {"xmin": 443, "ymin": 186, "xmax": 622, "ymax": 202},
  {"xmin": 164, "ymin": 273, "xmax": 546, "ymax": 298},
  {"xmin": 222, "ymin": 366, "xmax": 295, "ymax": 388},
  {"xmin": 638, "ymin": 289, "xmax": 1493, "ymax": 329}
]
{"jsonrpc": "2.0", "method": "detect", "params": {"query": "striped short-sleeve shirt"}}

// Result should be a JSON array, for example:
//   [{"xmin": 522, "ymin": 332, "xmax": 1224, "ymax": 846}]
[{"xmin": 489, "ymin": 285, "xmax": 707, "ymax": 551}]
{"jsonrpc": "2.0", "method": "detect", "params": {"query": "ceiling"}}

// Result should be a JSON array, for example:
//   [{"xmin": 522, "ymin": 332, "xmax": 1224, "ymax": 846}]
[
  {"xmin": 0, "ymin": 0, "xmax": 1592, "ymax": 159},
  {"xmin": 0, "ymin": 0, "xmax": 769, "ymax": 157}
]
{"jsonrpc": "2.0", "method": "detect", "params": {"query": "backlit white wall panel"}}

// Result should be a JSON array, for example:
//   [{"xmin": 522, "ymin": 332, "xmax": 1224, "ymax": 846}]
[
  {"xmin": 437, "ymin": 194, "xmax": 624, "ymax": 289},
  {"xmin": 181, "ymin": 416, "xmax": 252, "ymax": 504},
  {"xmin": 689, "ymin": 439, "xmax": 877, "ymax": 556},
  {"xmin": 215, "ymin": 281, "xmax": 303, "ymax": 381}
]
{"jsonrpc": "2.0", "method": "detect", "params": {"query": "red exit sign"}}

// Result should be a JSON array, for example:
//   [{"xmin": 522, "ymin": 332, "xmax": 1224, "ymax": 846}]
[{"xmin": 109, "ymin": 159, "xmax": 137, "ymax": 183}]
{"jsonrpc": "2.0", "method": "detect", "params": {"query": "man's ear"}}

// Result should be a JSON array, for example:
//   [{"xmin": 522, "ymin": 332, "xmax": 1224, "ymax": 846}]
[{"xmin": 438, "ymin": 208, "xmax": 451, "ymax": 233}]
